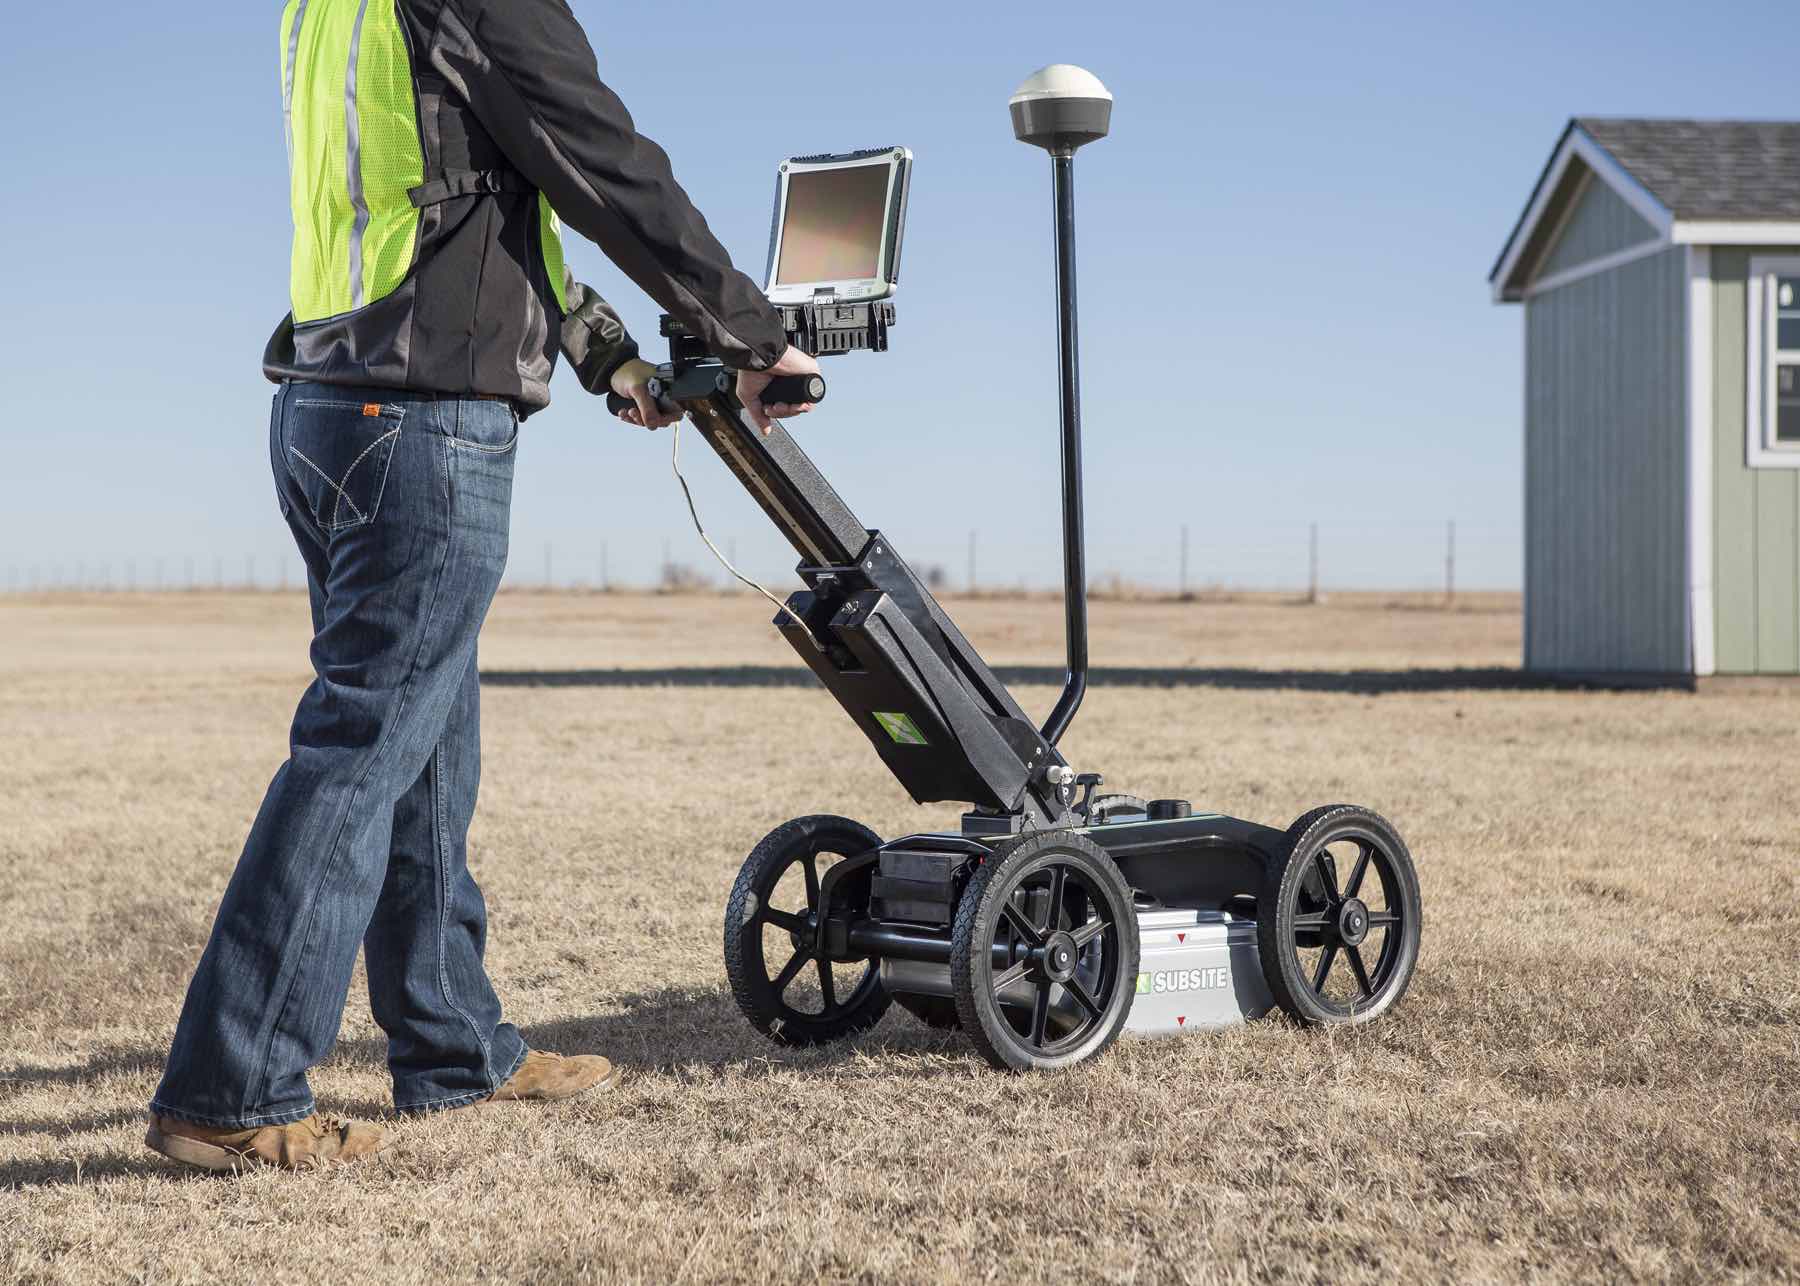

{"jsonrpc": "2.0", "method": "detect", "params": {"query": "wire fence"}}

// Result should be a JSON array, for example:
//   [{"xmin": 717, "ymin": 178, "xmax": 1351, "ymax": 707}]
[{"xmin": 0, "ymin": 520, "xmax": 1514, "ymax": 600}]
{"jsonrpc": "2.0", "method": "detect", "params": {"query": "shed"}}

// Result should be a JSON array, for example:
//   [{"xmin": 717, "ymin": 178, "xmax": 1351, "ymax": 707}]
[{"xmin": 1491, "ymin": 118, "xmax": 1800, "ymax": 678}]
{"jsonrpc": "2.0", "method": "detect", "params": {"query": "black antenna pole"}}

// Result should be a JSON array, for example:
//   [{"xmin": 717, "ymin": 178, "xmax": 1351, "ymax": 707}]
[
  {"xmin": 1039, "ymin": 148, "xmax": 1087, "ymax": 746},
  {"xmin": 1009, "ymin": 64, "xmax": 1112, "ymax": 747}
]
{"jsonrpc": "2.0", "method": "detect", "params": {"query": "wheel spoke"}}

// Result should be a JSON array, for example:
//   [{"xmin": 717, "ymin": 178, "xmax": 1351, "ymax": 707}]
[
  {"xmin": 1028, "ymin": 980, "xmax": 1051, "ymax": 1047},
  {"xmin": 1366, "ymin": 912, "xmax": 1399, "ymax": 927},
  {"xmin": 1066, "ymin": 975, "xmax": 1103, "ymax": 1020},
  {"xmin": 1291, "ymin": 912, "xmax": 1331, "ymax": 932},
  {"xmin": 801, "ymin": 855, "xmax": 820, "ymax": 910},
  {"xmin": 1043, "ymin": 865, "xmax": 1067, "ymax": 932},
  {"xmin": 1000, "ymin": 901, "xmax": 1045, "ymax": 947},
  {"xmin": 992, "ymin": 959, "xmax": 1030, "ymax": 994},
  {"xmin": 1070, "ymin": 918, "xmax": 1110, "ymax": 949},
  {"xmin": 771, "ymin": 949, "xmax": 809, "ymax": 996},
  {"xmin": 1313, "ymin": 850, "xmax": 1341, "ymax": 902},
  {"xmin": 1345, "ymin": 844, "xmax": 1373, "ymax": 899},
  {"xmin": 760, "ymin": 907, "xmax": 805, "ymax": 933},
  {"xmin": 1310, "ymin": 944, "xmax": 1338, "ymax": 993},
  {"xmin": 817, "ymin": 959, "xmax": 837, "ymax": 1010},
  {"xmin": 1346, "ymin": 945, "xmax": 1374, "ymax": 999}
]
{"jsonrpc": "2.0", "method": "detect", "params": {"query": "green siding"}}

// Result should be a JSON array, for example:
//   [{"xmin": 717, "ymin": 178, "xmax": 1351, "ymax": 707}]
[
  {"xmin": 1523, "ymin": 246, "xmax": 1689, "ymax": 673},
  {"xmin": 1534, "ymin": 175, "xmax": 1658, "ymax": 282},
  {"xmin": 1711, "ymin": 248, "xmax": 1800, "ymax": 673}
]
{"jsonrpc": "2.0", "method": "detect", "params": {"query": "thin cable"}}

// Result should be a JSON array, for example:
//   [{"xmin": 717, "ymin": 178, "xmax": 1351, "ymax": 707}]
[{"xmin": 671, "ymin": 417, "xmax": 808, "ymax": 630}]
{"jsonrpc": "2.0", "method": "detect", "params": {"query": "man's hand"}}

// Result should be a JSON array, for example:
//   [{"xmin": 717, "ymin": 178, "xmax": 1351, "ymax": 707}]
[
  {"xmin": 736, "ymin": 346, "xmax": 821, "ymax": 436},
  {"xmin": 610, "ymin": 357, "xmax": 682, "ymax": 430}
]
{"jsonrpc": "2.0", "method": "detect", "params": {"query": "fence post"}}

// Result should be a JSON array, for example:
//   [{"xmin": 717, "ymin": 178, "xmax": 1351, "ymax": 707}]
[
  {"xmin": 1307, "ymin": 523, "xmax": 1320, "ymax": 604},
  {"xmin": 1179, "ymin": 524, "xmax": 1189, "ymax": 599},
  {"xmin": 1445, "ymin": 519, "xmax": 1456, "ymax": 607},
  {"xmin": 967, "ymin": 530, "xmax": 977, "ymax": 594}
]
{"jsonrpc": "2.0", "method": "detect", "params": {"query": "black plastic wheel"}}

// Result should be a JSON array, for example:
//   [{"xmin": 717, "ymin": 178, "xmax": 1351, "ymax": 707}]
[
  {"xmin": 724, "ymin": 815, "xmax": 891, "ymax": 1046},
  {"xmin": 1257, "ymin": 805, "xmax": 1422, "ymax": 1025},
  {"xmin": 1085, "ymin": 793, "xmax": 1148, "ymax": 824},
  {"xmin": 893, "ymin": 993, "xmax": 962, "ymax": 1030},
  {"xmin": 950, "ymin": 831, "xmax": 1139, "ymax": 1071}
]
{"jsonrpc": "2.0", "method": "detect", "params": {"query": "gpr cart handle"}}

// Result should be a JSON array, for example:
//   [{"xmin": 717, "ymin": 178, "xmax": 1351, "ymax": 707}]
[{"xmin": 605, "ymin": 372, "xmax": 826, "ymax": 417}]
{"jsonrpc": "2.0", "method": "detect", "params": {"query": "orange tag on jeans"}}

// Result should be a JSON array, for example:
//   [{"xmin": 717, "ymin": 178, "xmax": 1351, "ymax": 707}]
[{"xmin": 363, "ymin": 403, "xmax": 382, "ymax": 417}]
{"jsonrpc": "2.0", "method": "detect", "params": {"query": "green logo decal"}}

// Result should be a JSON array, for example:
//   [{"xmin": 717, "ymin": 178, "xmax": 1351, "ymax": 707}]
[
  {"xmin": 1136, "ymin": 973, "xmax": 1151, "ymax": 994},
  {"xmin": 873, "ymin": 712, "xmax": 928, "ymax": 746}
]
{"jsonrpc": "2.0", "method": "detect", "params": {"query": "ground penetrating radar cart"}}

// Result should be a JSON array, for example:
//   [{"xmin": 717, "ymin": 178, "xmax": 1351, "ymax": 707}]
[{"xmin": 609, "ymin": 66, "xmax": 1422, "ymax": 1070}]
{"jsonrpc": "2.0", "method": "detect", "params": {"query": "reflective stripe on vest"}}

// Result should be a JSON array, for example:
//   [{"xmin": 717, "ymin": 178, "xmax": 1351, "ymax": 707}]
[
  {"xmin": 539, "ymin": 195, "xmax": 569, "ymax": 313},
  {"xmin": 279, "ymin": 0, "xmax": 424, "ymax": 323}
]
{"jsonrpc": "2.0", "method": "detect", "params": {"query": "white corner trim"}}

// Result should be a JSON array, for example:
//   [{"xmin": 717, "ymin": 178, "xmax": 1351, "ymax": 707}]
[
  {"xmin": 1745, "ymin": 254, "xmax": 1800, "ymax": 470},
  {"xmin": 1674, "ymin": 221, "xmax": 1800, "ymax": 245},
  {"xmin": 1491, "ymin": 125, "xmax": 1675, "ymax": 302},
  {"xmin": 1686, "ymin": 246, "xmax": 1715, "ymax": 677},
  {"xmin": 1519, "ymin": 305, "xmax": 1532, "ymax": 672},
  {"xmin": 1521, "ymin": 236, "xmax": 1670, "ymax": 298}
]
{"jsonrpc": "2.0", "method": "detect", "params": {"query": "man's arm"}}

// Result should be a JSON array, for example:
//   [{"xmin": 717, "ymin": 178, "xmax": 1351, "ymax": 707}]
[
  {"xmin": 559, "ymin": 271, "xmax": 682, "ymax": 429},
  {"xmin": 558, "ymin": 272, "xmax": 638, "ymax": 394},
  {"xmin": 431, "ymin": 0, "xmax": 788, "ymax": 374}
]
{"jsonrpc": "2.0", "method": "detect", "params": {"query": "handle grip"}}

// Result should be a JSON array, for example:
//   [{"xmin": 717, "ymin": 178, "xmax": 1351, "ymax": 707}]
[
  {"xmin": 605, "ymin": 376, "xmax": 668, "ymax": 418},
  {"xmin": 604, "ymin": 371, "xmax": 827, "ymax": 417},
  {"xmin": 761, "ymin": 373, "xmax": 827, "ymax": 406}
]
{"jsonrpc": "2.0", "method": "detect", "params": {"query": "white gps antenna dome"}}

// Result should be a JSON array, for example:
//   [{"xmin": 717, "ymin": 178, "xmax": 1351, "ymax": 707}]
[{"xmin": 1009, "ymin": 64, "xmax": 1113, "ymax": 152}]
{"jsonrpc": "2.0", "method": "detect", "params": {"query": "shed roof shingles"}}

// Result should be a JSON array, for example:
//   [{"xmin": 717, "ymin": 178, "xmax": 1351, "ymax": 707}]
[{"xmin": 1577, "ymin": 117, "xmax": 1800, "ymax": 222}]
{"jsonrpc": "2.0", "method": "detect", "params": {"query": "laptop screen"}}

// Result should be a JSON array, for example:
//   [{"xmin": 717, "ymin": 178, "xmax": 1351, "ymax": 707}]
[{"xmin": 773, "ymin": 162, "xmax": 892, "ymax": 288}]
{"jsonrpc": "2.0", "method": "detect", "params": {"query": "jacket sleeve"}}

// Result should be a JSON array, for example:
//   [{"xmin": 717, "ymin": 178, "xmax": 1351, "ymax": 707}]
[
  {"xmin": 560, "ymin": 270, "xmax": 640, "ymax": 394},
  {"xmin": 433, "ymin": 0, "xmax": 788, "ymax": 372}
]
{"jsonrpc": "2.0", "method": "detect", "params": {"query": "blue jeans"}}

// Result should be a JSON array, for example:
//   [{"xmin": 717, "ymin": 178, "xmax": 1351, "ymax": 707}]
[{"xmin": 152, "ymin": 382, "xmax": 527, "ymax": 1126}]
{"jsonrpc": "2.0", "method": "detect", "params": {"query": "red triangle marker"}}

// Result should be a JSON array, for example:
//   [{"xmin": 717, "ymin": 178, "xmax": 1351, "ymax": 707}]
[
  {"xmin": 1176, "ymin": 1016, "xmax": 1186, "ymax": 1026},
  {"xmin": 1176, "ymin": 933, "xmax": 1186, "ymax": 943}
]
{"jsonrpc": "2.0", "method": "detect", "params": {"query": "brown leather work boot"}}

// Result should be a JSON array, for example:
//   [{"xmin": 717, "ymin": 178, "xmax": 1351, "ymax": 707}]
[
  {"xmin": 484, "ymin": 1050, "xmax": 620, "ymax": 1104},
  {"xmin": 145, "ymin": 1112, "xmax": 392, "ymax": 1173}
]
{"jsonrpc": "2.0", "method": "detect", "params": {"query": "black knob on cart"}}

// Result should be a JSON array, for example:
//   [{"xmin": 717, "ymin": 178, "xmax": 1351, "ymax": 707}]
[{"xmin": 1147, "ymin": 799, "xmax": 1192, "ymax": 821}]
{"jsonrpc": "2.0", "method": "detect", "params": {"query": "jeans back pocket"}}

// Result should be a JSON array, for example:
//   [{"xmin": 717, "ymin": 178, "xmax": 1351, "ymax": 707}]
[{"xmin": 285, "ymin": 399, "xmax": 405, "ymax": 534}]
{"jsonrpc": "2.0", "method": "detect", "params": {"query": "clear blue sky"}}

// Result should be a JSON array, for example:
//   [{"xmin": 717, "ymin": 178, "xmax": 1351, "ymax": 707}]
[{"xmin": 2, "ymin": 1, "xmax": 1793, "ymax": 593}]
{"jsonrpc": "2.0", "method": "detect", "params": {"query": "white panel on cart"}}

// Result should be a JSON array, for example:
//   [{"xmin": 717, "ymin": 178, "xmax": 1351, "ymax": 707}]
[{"xmin": 1124, "ymin": 909, "xmax": 1273, "ymax": 1036}]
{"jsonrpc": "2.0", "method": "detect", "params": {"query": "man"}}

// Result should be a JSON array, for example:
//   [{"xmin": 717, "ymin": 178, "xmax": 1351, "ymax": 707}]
[{"xmin": 144, "ymin": 0, "xmax": 820, "ymax": 1173}]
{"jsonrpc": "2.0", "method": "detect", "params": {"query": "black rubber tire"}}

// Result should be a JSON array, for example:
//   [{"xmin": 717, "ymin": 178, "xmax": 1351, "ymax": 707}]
[
  {"xmin": 1257, "ymin": 805, "xmax": 1422, "ymax": 1026},
  {"xmin": 893, "ymin": 993, "xmax": 962, "ymax": 1030},
  {"xmin": 950, "ymin": 830, "xmax": 1139, "ymax": 1071},
  {"xmin": 1086, "ymin": 793, "xmax": 1148, "ymax": 824},
  {"xmin": 723, "ymin": 815, "xmax": 891, "ymax": 1046}
]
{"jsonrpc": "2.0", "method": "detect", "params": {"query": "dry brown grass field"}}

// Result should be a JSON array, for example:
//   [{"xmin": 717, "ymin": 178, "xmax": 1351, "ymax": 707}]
[{"xmin": 2, "ymin": 590, "xmax": 1796, "ymax": 1284}]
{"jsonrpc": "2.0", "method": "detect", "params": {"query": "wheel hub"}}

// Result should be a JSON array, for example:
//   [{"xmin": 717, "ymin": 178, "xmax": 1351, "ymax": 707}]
[
  {"xmin": 1336, "ymin": 897, "xmax": 1370, "ymax": 947},
  {"xmin": 1039, "ymin": 930, "xmax": 1079, "ymax": 983}
]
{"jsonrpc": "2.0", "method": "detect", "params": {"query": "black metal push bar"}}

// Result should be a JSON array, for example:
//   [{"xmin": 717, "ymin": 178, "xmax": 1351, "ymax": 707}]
[
  {"xmin": 614, "ymin": 297, "xmax": 1083, "ymax": 830},
  {"xmin": 670, "ymin": 375, "xmax": 1075, "ymax": 828},
  {"xmin": 605, "ymin": 371, "xmax": 824, "ymax": 418}
]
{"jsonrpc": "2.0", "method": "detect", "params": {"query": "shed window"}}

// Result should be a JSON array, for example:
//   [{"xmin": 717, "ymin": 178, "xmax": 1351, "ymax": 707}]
[
  {"xmin": 1777, "ymin": 278, "xmax": 1800, "ymax": 444},
  {"xmin": 1747, "ymin": 257, "xmax": 1800, "ymax": 464}
]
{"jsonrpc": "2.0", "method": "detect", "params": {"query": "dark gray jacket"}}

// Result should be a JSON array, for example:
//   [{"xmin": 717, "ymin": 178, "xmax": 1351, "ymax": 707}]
[{"xmin": 265, "ymin": 0, "xmax": 788, "ymax": 414}]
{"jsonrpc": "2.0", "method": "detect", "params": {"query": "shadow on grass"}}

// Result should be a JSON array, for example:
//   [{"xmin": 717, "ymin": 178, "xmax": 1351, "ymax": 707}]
[
  {"xmin": 2, "ymin": 1044, "xmax": 163, "ymax": 1090},
  {"xmin": 326, "ymin": 982, "xmax": 964, "ymax": 1103},
  {"xmin": 481, "ymin": 665, "xmax": 1616, "ymax": 695},
  {"xmin": 2, "ymin": 988, "xmax": 964, "ymax": 1187},
  {"xmin": 0, "ymin": 1150, "xmax": 174, "ymax": 1189}
]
